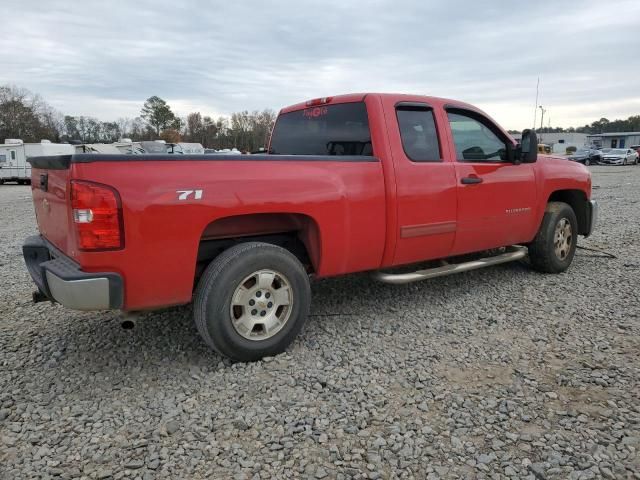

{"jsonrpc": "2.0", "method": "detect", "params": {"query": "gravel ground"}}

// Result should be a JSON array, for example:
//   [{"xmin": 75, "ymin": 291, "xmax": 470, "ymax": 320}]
[{"xmin": 1, "ymin": 166, "xmax": 639, "ymax": 480}]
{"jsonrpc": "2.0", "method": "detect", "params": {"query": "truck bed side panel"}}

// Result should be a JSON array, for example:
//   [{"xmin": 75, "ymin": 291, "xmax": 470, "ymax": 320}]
[{"xmin": 70, "ymin": 158, "xmax": 386, "ymax": 310}]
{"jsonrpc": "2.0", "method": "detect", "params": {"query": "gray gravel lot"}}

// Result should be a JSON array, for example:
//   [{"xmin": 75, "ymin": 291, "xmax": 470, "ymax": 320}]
[{"xmin": 1, "ymin": 166, "xmax": 639, "ymax": 480}]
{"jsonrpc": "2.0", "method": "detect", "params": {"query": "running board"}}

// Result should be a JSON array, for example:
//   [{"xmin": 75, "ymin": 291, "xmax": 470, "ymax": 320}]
[{"xmin": 372, "ymin": 246, "xmax": 528, "ymax": 285}]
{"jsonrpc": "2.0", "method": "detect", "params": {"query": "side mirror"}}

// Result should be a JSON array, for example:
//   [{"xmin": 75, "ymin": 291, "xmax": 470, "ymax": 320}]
[{"xmin": 517, "ymin": 129, "xmax": 538, "ymax": 163}]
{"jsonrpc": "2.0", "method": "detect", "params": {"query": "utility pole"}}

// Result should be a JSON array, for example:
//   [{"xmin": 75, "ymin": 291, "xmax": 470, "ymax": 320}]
[
  {"xmin": 533, "ymin": 77, "xmax": 540, "ymax": 129},
  {"xmin": 539, "ymin": 105, "xmax": 546, "ymax": 131}
]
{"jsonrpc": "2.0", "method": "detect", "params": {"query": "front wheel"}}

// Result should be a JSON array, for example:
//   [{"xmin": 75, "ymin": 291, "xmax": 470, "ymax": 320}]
[
  {"xmin": 528, "ymin": 202, "xmax": 578, "ymax": 273},
  {"xmin": 584, "ymin": 158, "xmax": 591, "ymax": 166},
  {"xmin": 194, "ymin": 242, "xmax": 311, "ymax": 361}
]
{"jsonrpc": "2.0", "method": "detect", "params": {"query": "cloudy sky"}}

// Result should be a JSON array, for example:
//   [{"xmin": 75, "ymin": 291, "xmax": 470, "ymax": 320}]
[{"xmin": 3, "ymin": 0, "xmax": 639, "ymax": 130}]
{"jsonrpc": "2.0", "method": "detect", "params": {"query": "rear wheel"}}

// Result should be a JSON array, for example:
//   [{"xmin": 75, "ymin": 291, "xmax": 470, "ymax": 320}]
[
  {"xmin": 194, "ymin": 242, "xmax": 311, "ymax": 361},
  {"xmin": 528, "ymin": 201, "xmax": 578, "ymax": 273}
]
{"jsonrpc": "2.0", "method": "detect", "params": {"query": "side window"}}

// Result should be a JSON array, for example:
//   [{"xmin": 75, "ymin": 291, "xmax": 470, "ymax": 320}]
[
  {"xmin": 396, "ymin": 107, "xmax": 441, "ymax": 162},
  {"xmin": 447, "ymin": 111, "xmax": 508, "ymax": 162},
  {"xmin": 10, "ymin": 150, "xmax": 17, "ymax": 161},
  {"xmin": 0, "ymin": 154, "xmax": 6, "ymax": 163}
]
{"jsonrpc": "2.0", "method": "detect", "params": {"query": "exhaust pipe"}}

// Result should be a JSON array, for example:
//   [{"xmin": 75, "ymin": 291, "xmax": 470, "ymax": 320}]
[
  {"xmin": 372, "ymin": 246, "xmax": 528, "ymax": 285},
  {"xmin": 120, "ymin": 312, "xmax": 139, "ymax": 330},
  {"xmin": 121, "ymin": 320, "xmax": 135, "ymax": 330}
]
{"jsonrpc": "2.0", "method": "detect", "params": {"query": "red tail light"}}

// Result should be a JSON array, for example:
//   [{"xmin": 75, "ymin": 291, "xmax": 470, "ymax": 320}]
[{"xmin": 71, "ymin": 181, "xmax": 124, "ymax": 251}]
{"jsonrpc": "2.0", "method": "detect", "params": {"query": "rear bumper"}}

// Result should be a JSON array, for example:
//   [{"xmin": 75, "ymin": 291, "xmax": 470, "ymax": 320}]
[
  {"xmin": 584, "ymin": 200, "xmax": 598, "ymax": 237},
  {"xmin": 22, "ymin": 235, "xmax": 123, "ymax": 310}
]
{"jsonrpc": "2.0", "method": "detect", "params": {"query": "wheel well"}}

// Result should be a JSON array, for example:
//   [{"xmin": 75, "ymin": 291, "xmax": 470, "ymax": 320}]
[
  {"xmin": 548, "ymin": 190, "xmax": 589, "ymax": 235},
  {"xmin": 194, "ymin": 213, "xmax": 320, "ymax": 288}
]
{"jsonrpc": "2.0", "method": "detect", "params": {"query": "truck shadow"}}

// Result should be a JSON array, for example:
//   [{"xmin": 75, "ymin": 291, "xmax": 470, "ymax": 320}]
[{"xmin": 24, "ymin": 261, "xmax": 534, "ymax": 393}]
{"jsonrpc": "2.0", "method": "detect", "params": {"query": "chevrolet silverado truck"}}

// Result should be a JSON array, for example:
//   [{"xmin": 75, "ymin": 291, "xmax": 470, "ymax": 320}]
[{"xmin": 23, "ymin": 93, "xmax": 597, "ymax": 361}]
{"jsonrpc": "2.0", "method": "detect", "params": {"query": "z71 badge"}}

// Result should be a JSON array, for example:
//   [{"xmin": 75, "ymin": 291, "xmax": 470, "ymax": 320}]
[{"xmin": 176, "ymin": 189, "xmax": 203, "ymax": 201}]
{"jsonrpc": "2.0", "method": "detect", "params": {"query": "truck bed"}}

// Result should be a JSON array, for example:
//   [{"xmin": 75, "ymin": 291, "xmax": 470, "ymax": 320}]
[{"xmin": 28, "ymin": 153, "xmax": 387, "ymax": 310}]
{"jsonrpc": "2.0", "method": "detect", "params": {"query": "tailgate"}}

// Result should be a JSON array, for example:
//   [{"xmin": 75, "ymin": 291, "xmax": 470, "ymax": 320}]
[{"xmin": 29, "ymin": 155, "xmax": 73, "ymax": 254}]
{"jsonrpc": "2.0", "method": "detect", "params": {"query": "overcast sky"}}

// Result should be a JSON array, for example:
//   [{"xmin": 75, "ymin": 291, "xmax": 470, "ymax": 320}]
[{"xmin": 3, "ymin": 0, "xmax": 639, "ymax": 130}]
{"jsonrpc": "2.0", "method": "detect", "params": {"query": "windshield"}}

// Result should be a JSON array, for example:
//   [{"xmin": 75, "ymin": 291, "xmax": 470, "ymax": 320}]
[
  {"xmin": 269, "ymin": 102, "xmax": 372, "ymax": 156},
  {"xmin": 575, "ymin": 149, "xmax": 589, "ymax": 154}
]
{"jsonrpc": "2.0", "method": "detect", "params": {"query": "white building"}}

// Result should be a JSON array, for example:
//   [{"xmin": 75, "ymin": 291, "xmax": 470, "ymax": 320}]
[
  {"xmin": 512, "ymin": 132, "xmax": 589, "ymax": 154},
  {"xmin": 586, "ymin": 132, "xmax": 640, "ymax": 149}
]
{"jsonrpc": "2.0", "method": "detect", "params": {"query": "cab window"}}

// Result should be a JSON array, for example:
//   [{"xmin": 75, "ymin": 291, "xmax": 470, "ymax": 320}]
[
  {"xmin": 447, "ymin": 110, "xmax": 508, "ymax": 162},
  {"xmin": 269, "ymin": 102, "xmax": 372, "ymax": 156},
  {"xmin": 396, "ymin": 106, "xmax": 441, "ymax": 162}
]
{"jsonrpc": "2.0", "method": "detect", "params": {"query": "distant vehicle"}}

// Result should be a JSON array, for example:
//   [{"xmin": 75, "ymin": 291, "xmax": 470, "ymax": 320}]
[
  {"xmin": 178, "ymin": 143, "xmax": 205, "ymax": 154},
  {"xmin": 114, "ymin": 140, "xmax": 146, "ymax": 155},
  {"xmin": 74, "ymin": 144, "xmax": 122, "ymax": 154},
  {"xmin": 204, "ymin": 148, "xmax": 242, "ymax": 155},
  {"xmin": 165, "ymin": 143, "xmax": 184, "ymax": 154},
  {"xmin": 538, "ymin": 144, "xmax": 551, "ymax": 154},
  {"xmin": 631, "ymin": 145, "xmax": 640, "ymax": 158},
  {"xmin": 114, "ymin": 140, "xmax": 193, "ymax": 155},
  {"xmin": 600, "ymin": 148, "xmax": 639, "ymax": 165},
  {"xmin": 139, "ymin": 141, "xmax": 168, "ymax": 154},
  {"xmin": 567, "ymin": 147, "xmax": 602, "ymax": 166},
  {"xmin": 0, "ymin": 139, "xmax": 74, "ymax": 185}
]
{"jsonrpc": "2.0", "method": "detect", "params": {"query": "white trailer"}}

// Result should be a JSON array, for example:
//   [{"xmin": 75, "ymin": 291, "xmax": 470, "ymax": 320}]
[
  {"xmin": 177, "ymin": 142, "xmax": 205, "ymax": 154},
  {"xmin": 0, "ymin": 140, "xmax": 75, "ymax": 185},
  {"xmin": 74, "ymin": 143, "xmax": 122, "ymax": 154}
]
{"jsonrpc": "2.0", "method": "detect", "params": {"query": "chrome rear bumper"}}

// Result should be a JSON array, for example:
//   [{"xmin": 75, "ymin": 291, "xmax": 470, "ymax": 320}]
[{"xmin": 22, "ymin": 235, "xmax": 123, "ymax": 311}]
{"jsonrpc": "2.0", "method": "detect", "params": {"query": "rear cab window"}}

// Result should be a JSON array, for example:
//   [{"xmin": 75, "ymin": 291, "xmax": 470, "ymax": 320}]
[
  {"xmin": 269, "ymin": 102, "xmax": 372, "ymax": 156},
  {"xmin": 396, "ymin": 105, "xmax": 441, "ymax": 162}
]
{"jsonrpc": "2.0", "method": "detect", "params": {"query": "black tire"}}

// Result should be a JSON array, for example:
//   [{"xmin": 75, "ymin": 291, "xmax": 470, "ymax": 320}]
[
  {"xmin": 194, "ymin": 242, "xmax": 311, "ymax": 361},
  {"xmin": 528, "ymin": 201, "xmax": 578, "ymax": 273},
  {"xmin": 584, "ymin": 158, "xmax": 591, "ymax": 166}
]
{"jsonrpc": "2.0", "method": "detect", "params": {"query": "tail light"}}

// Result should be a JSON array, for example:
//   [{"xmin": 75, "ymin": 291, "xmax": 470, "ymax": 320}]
[{"xmin": 71, "ymin": 180, "xmax": 124, "ymax": 251}]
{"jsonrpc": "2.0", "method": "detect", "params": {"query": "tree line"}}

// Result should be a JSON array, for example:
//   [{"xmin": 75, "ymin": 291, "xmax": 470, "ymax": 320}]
[
  {"xmin": 0, "ymin": 85, "xmax": 276, "ymax": 152},
  {"xmin": 4, "ymin": 84, "xmax": 639, "ymax": 146}
]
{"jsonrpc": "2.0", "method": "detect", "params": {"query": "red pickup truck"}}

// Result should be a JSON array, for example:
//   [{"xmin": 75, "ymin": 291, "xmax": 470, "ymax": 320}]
[{"xmin": 23, "ymin": 93, "xmax": 597, "ymax": 361}]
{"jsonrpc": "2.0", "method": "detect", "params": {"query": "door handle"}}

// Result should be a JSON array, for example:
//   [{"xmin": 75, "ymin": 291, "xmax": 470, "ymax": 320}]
[
  {"xmin": 461, "ymin": 176, "xmax": 483, "ymax": 185},
  {"xmin": 40, "ymin": 173, "xmax": 48, "ymax": 192}
]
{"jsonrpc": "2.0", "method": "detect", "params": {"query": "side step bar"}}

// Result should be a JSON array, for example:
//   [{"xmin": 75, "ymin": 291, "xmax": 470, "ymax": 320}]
[{"xmin": 372, "ymin": 246, "xmax": 528, "ymax": 285}]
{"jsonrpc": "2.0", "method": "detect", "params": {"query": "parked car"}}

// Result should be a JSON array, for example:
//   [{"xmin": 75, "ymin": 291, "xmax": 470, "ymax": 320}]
[
  {"xmin": 23, "ymin": 93, "xmax": 596, "ymax": 361},
  {"xmin": 567, "ymin": 147, "xmax": 602, "ymax": 166},
  {"xmin": 631, "ymin": 145, "xmax": 640, "ymax": 158},
  {"xmin": 600, "ymin": 148, "xmax": 639, "ymax": 165}
]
